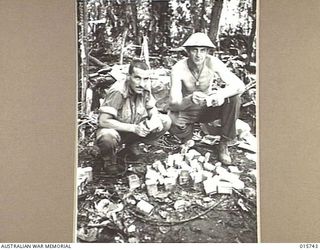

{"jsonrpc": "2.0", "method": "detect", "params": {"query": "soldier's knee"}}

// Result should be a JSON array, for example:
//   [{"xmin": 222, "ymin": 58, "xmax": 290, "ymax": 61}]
[
  {"xmin": 96, "ymin": 129, "xmax": 120, "ymax": 148},
  {"xmin": 161, "ymin": 114, "xmax": 172, "ymax": 131},
  {"xmin": 228, "ymin": 94, "xmax": 241, "ymax": 105}
]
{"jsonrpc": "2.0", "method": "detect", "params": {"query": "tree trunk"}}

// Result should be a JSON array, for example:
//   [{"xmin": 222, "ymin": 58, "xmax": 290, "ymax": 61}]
[
  {"xmin": 190, "ymin": 0, "xmax": 201, "ymax": 32},
  {"xmin": 151, "ymin": 0, "xmax": 170, "ymax": 46},
  {"xmin": 200, "ymin": 0, "xmax": 206, "ymax": 32},
  {"xmin": 208, "ymin": 0, "xmax": 224, "ymax": 43},
  {"xmin": 246, "ymin": 0, "xmax": 257, "ymax": 65},
  {"xmin": 120, "ymin": 28, "xmax": 128, "ymax": 65},
  {"xmin": 78, "ymin": 0, "xmax": 89, "ymax": 114},
  {"xmin": 130, "ymin": 1, "xmax": 139, "ymax": 45},
  {"xmin": 161, "ymin": 0, "xmax": 171, "ymax": 46}
]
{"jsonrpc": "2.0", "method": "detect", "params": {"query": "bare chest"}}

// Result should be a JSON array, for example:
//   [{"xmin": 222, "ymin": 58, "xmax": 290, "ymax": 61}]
[{"xmin": 181, "ymin": 66, "xmax": 215, "ymax": 95}]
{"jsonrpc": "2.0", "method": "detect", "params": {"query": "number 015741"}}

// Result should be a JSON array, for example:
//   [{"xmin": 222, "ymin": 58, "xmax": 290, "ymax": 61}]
[{"xmin": 300, "ymin": 244, "xmax": 319, "ymax": 249}]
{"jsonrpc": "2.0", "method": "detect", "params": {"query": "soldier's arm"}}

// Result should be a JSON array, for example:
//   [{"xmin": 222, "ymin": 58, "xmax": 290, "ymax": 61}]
[
  {"xmin": 98, "ymin": 113, "xmax": 136, "ymax": 133},
  {"xmin": 211, "ymin": 57, "xmax": 245, "ymax": 98},
  {"xmin": 168, "ymin": 64, "xmax": 194, "ymax": 111},
  {"xmin": 98, "ymin": 90, "xmax": 137, "ymax": 133}
]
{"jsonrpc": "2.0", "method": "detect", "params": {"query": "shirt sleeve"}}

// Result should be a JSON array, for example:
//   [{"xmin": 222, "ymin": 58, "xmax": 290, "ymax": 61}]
[{"xmin": 98, "ymin": 89, "xmax": 124, "ymax": 118}]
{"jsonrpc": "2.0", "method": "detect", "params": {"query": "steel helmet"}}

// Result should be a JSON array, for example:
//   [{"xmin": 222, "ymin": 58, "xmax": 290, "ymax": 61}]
[{"xmin": 182, "ymin": 32, "xmax": 215, "ymax": 48}]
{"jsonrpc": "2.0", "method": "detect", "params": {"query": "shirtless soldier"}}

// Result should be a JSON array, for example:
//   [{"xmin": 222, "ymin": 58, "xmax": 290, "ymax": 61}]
[{"xmin": 169, "ymin": 32, "xmax": 245, "ymax": 165}]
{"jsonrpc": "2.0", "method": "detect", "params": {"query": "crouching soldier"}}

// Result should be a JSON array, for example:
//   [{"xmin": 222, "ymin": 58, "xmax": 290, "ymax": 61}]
[
  {"xmin": 96, "ymin": 59, "xmax": 171, "ymax": 171},
  {"xmin": 168, "ymin": 33, "xmax": 245, "ymax": 165}
]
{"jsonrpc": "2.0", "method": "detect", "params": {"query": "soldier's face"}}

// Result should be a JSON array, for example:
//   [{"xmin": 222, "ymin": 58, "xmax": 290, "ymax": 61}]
[
  {"xmin": 188, "ymin": 47, "xmax": 208, "ymax": 65},
  {"xmin": 129, "ymin": 67, "xmax": 150, "ymax": 94}
]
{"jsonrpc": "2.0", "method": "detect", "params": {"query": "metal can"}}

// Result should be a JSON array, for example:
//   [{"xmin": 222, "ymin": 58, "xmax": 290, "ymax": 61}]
[
  {"xmin": 82, "ymin": 167, "xmax": 93, "ymax": 182},
  {"xmin": 167, "ymin": 154, "xmax": 175, "ymax": 167},
  {"xmin": 136, "ymin": 200, "xmax": 154, "ymax": 215},
  {"xmin": 145, "ymin": 179, "xmax": 158, "ymax": 196},
  {"xmin": 203, "ymin": 177, "xmax": 219, "ymax": 195},
  {"xmin": 179, "ymin": 170, "xmax": 191, "ymax": 186},
  {"xmin": 192, "ymin": 171, "xmax": 203, "ymax": 184},
  {"xmin": 164, "ymin": 177, "xmax": 176, "ymax": 191},
  {"xmin": 128, "ymin": 174, "xmax": 140, "ymax": 190},
  {"xmin": 217, "ymin": 180, "xmax": 233, "ymax": 194}
]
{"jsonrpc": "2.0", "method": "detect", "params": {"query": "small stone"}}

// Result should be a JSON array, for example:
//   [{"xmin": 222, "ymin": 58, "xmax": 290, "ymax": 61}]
[
  {"xmin": 190, "ymin": 226, "xmax": 202, "ymax": 233},
  {"xmin": 164, "ymin": 198, "xmax": 172, "ymax": 203},
  {"xmin": 174, "ymin": 200, "xmax": 191, "ymax": 210},
  {"xmin": 186, "ymin": 139, "xmax": 195, "ymax": 148},
  {"xmin": 203, "ymin": 197, "xmax": 212, "ymax": 202},
  {"xmin": 95, "ymin": 199, "xmax": 110, "ymax": 211},
  {"xmin": 127, "ymin": 224, "xmax": 136, "ymax": 233},
  {"xmin": 114, "ymin": 236, "xmax": 125, "ymax": 243},
  {"xmin": 128, "ymin": 237, "xmax": 139, "ymax": 243},
  {"xmin": 155, "ymin": 149, "xmax": 164, "ymax": 154},
  {"xmin": 158, "ymin": 210, "xmax": 169, "ymax": 219},
  {"xmin": 126, "ymin": 197, "xmax": 136, "ymax": 205},
  {"xmin": 159, "ymin": 226, "xmax": 170, "ymax": 234},
  {"xmin": 144, "ymin": 235, "xmax": 152, "ymax": 241}
]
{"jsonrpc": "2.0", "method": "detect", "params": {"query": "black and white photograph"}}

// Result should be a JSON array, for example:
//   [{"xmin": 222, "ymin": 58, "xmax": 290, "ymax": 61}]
[{"xmin": 76, "ymin": 0, "xmax": 257, "ymax": 243}]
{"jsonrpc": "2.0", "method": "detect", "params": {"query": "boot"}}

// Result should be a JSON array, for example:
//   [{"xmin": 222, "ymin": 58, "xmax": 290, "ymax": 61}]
[
  {"xmin": 125, "ymin": 143, "xmax": 145, "ymax": 162},
  {"xmin": 128, "ymin": 143, "xmax": 144, "ymax": 156},
  {"xmin": 218, "ymin": 141, "xmax": 232, "ymax": 165},
  {"xmin": 102, "ymin": 155, "xmax": 119, "ymax": 173}
]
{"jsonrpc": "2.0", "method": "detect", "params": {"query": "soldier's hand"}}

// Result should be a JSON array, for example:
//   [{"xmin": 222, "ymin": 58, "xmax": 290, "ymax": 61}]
[
  {"xmin": 207, "ymin": 93, "xmax": 225, "ymax": 107},
  {"xmin": 108, "ymin": 129, "xmax": 121, "ymax": 142},
  {"xmin": 192, "ymin": 91, "xmax": 208, "ymax": 106},
  {"xmin": 134, "ymin": 123, "xmax": 150, "ymax": 137},
  {"xmin": 147, "ymin": 116, "xmax": 163, "ymax": 132},
  {"xmin": 154, "ymin": 120, "xmax": 163, "ymax": 132}
]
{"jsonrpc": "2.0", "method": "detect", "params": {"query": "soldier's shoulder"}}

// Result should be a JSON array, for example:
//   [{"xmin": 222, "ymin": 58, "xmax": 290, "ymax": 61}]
[
  {"xmin": 206, "ymin": 55, "xmax": 225, "ymax": 71},
  {"xmin": 173, "ymin": 58, "xmax": 188, "ymax": 68},
  {"xmin": 207, "ymin": 55, "xmax": 222, "ymax": 64},
  {"xmin": 107, "ymin": 79, "xmax": 127, "ymax": 96}
]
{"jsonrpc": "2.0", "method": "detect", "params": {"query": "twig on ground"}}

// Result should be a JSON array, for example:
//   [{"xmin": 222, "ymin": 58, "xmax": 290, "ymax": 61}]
[{"xmin": 127, "ymin": 196, "xmax": 227, "ymax": 226}]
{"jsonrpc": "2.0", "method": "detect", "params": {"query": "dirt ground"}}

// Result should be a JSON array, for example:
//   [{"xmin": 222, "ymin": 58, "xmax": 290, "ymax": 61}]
[{"xmin": 77, "ymin": 131, "xmax": 257, "ymax": 243}]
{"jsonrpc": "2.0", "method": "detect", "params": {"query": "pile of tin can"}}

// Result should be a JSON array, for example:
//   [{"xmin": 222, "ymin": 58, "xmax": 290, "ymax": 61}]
[{"xmin": 128, "ymin": 140, "xmax": 245, "ymax": 197}]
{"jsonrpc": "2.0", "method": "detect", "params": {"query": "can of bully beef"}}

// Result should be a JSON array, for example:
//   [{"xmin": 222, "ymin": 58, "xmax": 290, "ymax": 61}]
[
  {"xmin": 128, "ymin": 174, "xmax": 141, "ymax": 190},
  {"xmin": 136, "ymin": 200, "xmax": 154, "ymax": 215},
  {"xmin": 145, "ymin": 179, "xmax": 158, "ymax": 197},
  {"xmin": 179, "ymin": 170, "xmax": 191, "ymax": 186}
]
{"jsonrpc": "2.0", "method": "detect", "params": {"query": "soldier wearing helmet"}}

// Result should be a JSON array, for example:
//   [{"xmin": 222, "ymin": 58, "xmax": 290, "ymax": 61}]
[{"xmin": 168, "ymin": 32, "xmax": 245, "ymax": 165}]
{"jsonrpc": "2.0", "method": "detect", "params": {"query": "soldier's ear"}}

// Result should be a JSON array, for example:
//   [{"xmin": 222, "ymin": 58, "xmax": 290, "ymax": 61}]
[
  {"xmin": 125, "ymin": 73, "xmax": 131, "ymax": 81},
  {"xmin": 183, "ymin": 47, "xmax": 189, "ymax": 57}
]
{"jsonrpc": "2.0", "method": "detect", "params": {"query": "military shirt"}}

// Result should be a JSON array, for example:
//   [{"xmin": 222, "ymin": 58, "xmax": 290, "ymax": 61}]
[{"xmin": 99, "ymin": 79, "xmax": 156, "ymax": 125}]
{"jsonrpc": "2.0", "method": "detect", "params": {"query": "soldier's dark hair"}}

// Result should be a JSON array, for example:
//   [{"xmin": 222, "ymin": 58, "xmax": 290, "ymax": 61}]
[{"xmin": 128, "ymin": 59, "xmax": 149, "ymax": 75}]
